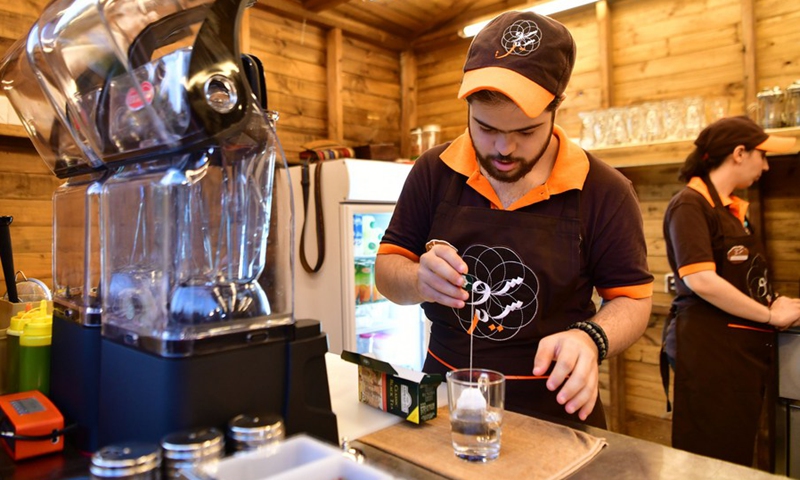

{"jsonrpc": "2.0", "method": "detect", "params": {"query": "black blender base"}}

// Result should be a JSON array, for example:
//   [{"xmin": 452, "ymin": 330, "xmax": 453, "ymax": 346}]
[
  {"xmin": 49, "ymin": 314, "xmax": 102, "ymax": 452},
  {"xmin": 97, "ymin": 319, "xmax": 338, "ymax": 447}
]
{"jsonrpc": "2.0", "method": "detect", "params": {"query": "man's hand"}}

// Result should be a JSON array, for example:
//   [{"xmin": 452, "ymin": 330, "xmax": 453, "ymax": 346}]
[
  {"xmin": 416, "ymin": 244, "xmax": 469, "ymax": 308},
  {"xmin": 771, "ymin": 296, "xmax": 800, "ymax": 330},
  {"xmin": 532, "ymin": 329, "xmax": 600, "ymax": 421}
]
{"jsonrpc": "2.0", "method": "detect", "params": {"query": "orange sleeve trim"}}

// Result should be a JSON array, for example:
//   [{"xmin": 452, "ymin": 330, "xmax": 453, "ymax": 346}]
[
  {"xmin": 376, "ymin": 244, "xmax": 419, "ymax": 262},
  {"xmin": 677, "ymin": 262, "xmax": 716, "ymax": 278},
  {"xmin": 596, "ymin": 282, "xmax": 653, "ymax": 300}
]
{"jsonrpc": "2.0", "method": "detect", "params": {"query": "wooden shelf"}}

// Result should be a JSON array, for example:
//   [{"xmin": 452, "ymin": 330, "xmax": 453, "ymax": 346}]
[
  {"xmin": 589, "ymin": 126, "xmax": 800, "ymax": 169},
  {"xmin": 0, "ymin": 123, "xmax": 28, "ymax": 139}
]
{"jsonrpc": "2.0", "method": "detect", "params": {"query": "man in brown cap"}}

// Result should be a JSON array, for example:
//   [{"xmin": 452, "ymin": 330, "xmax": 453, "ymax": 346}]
[
  {"xmin": 663, "ymin": 115, "xmax": 800, "ymax": 466},
  {"xmin": 375, "ymin": 11, "xmax": 653, "ymax": 427}
]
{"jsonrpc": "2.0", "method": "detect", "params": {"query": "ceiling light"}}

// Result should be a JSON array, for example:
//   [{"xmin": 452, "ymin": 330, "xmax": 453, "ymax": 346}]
[{"xmin": 461, "ymin": 0, "xmax": 600, "ymax": 38}]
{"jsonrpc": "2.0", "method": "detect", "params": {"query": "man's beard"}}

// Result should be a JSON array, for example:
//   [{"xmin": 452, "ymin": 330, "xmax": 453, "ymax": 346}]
[
  {"xmin": 475, "ymin": 134, "xmax": 552, "ymax": 183},
  {"xmin": 476, "ymin": 152, "xmax": 534, "ymax": 183}
]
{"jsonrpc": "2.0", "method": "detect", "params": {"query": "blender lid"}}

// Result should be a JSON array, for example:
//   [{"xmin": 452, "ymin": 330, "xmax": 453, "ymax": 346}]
[{"xmin": 0, "ymin": 0, "xmax": 263, "ymax": 177}]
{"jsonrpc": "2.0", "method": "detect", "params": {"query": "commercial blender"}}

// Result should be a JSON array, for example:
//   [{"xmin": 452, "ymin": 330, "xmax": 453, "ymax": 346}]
[{"xmin": 0, "ymin": 0, "xmax": 337, "ymax": 451}]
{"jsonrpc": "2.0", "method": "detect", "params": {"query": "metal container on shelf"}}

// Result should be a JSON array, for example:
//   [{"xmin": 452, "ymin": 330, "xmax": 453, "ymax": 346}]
[
  {"xmin": 421, "ymin": 124, "xmax": 441, "ymax": 153},
  {"xmin": 785, "ymin": 81, "xmax": 800, "ymax": 127},
  {"xmin": 755, "ymin": 86, "xmax": 786, "ymax": 129}
]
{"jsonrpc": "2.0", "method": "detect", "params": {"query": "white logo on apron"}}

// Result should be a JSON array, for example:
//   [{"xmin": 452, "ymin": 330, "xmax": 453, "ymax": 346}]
[{"xmin": 454, "ymin": 244, "xmax": 539, "ymax": 341}]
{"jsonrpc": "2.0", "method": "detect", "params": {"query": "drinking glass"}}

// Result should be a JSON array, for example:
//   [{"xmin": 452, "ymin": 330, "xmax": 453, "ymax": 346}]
[
  {"xmin": 607, "ymin": 107, "xmax": 629, "ymax": 146},
  {"xmin": 625, "ymin": 105, "xmax": 647, "ymax": 145},
  {"xmin": 662, "ymin": 99, "xmax": 686, "ymax": 140},
  {"xmin": 705, "ymin": 97, "xmax": 729, "ymax": 125},
  {"xmin": 683, "ymin": 97, "xmax": 705, "ymax": 139},
  {"xmin": 643, "ymin": 102, "xmax": 664, "ymax": 142},
  {"xmin": 446, "ymin": 368, "xmax": 505, "ymax": 462},
  {"xmin": 578, "ymin": 111, "xmax": 597, "ymax": 149}
]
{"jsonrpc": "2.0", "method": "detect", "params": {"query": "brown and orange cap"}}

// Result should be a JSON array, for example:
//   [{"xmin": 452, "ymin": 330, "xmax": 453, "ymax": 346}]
[
  {"xmin": 694, "ymin": 115, "xmax": 795, "ymax": 158},
  {"xmin": 458, "ymin": 11, "xmax": 576, "ymax": 119}
]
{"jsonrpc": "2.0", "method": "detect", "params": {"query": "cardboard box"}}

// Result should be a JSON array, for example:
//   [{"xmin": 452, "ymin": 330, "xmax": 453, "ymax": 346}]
[{"xmin": 341, "ymin": 351, "xmax": 442, "ymax": 424}]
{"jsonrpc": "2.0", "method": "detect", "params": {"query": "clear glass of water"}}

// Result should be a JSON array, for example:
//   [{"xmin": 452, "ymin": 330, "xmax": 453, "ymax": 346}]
[{"xmin": 446, "ymin": 368, "xmax": 505, "ymax": 462}]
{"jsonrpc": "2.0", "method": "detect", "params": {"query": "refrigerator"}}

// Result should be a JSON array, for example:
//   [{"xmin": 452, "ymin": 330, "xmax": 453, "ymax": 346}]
[{"xmin": 286, "ymin": 159, "xmax": 428, "ymax": 371}]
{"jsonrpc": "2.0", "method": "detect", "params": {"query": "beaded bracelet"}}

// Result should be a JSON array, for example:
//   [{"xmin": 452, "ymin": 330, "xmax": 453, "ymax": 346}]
[{"xmin": 567, "ymin": 320, "xmax": 609, "ymax": 364}]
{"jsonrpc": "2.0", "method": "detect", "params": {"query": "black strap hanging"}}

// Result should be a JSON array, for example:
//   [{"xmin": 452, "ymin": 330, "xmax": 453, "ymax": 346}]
[{"xmin": 299, "ymin": 161, "xmax": 325, "ymax": 273}]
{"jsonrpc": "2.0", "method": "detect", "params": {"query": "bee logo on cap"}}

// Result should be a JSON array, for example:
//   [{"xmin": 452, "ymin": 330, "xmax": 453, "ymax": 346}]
[{"xmin": 496, "ymin": 19, "xmax": 541, "ymax": 59}]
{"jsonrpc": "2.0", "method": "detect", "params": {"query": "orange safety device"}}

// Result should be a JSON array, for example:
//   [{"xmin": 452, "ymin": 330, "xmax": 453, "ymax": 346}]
[{"xmin": 0, "ymin": 390, "xmax": 65, "ymax": 460}]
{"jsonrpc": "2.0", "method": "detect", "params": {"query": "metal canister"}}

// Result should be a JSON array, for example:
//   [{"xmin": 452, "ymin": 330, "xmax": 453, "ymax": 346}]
[
  {"xmin": 227, "ymin": 413, "xmax": 284, "ymax": 453},
  {"xmin": 421, "ymin": 124, "xmax": 441, "ymax": 153},
  {"xmin": 160, "ymin": 427, "xmax": 224, "ymax": 479},
  {"xmin": 755, "ymin": 86, "xmax": 786, "ymax": 129},
  {"xmin": 90, "ymin": 442, "xmax": 161, "ymax": 479},
  {"xmin": 785, "ymin": 81, "xmax": 800, "ymax": 127}
]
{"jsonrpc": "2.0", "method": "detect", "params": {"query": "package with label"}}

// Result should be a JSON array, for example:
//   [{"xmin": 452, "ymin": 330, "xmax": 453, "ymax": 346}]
[{"xmin": 341, "ymin": 351, "xmax": 442, "ymax": 424}]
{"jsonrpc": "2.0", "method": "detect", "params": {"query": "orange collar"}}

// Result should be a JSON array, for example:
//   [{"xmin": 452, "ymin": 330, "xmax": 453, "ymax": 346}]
[
  {"xmin": 439, "ymin": 125, "xmax": 590, "ymax": 210},
  {"xmin": 687, "ymin": 177, "xmax": 748, "ymax": 225}
]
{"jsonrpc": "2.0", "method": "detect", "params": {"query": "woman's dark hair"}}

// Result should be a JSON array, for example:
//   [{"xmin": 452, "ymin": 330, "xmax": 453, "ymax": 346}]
[
  {"xmin": 467, "ymin": 90, "xmax": 563, "ymax": 112},
  {"xmin": 678, "ymin": 145, "xmax": 752, "ymax": 182}
]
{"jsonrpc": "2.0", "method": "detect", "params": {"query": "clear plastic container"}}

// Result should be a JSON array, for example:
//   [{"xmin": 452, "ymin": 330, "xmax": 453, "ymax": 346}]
[
  {"xmin": 52, "ymin": 172, "xmax": 106, "ymax": 326},
  {"xmin": 211, "ymin": 434, "xmax": 392, "ymax": 480}
]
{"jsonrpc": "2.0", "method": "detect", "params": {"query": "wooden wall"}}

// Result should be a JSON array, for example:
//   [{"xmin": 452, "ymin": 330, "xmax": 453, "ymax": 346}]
[
  {"xmin": 0, "ymin": 0, "xmax": 56, "ymax": 295},
  {"xmin": 246, "ymin": 9, "xmax": 402, "ymax": 163}
]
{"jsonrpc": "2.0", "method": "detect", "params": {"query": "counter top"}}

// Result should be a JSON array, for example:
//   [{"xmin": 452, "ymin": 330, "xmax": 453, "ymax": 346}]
[
  {"xmin": 0, "ymin": 352, "xmax": 790, "ymax": 479},
  {"xmin": 324, "ymin": 353, "xmax": 789, "ymax": 479}
]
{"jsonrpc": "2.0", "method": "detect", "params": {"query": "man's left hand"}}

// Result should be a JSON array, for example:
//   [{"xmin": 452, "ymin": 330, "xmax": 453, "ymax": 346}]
[{"xmin": 532, "ymin": 330, "xmax": 600, "ymax": 421}]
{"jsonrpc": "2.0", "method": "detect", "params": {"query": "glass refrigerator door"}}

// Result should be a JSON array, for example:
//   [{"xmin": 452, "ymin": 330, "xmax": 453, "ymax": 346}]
[{"xmin": 340, "ymin": 204, "xmax": 428, "ymax": 371}]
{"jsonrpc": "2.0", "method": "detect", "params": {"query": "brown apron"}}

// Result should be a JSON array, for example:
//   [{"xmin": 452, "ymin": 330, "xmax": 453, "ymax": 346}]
[
  {"xmin": 421, "ymin": 172, "xmax": 607, "ymax": 428},
  {"xmin": 671, "ymin": 178, "xmax": 776, "ymax": 466}
]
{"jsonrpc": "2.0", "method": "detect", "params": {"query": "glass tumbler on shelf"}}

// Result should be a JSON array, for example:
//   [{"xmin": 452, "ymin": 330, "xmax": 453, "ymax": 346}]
[
  {"xmin": 578, "ymin": 110, "xmax": 597, "ymax": 149},
  {"xmin": 643, "ymin": 102, "xmax": 664, "ymax": 142},
  {"xmin": 591, "ymin": 110, "xmax": 610, "ymax": 148},
  {"xmin": 683, "ymin": 97, "xmax": 705, "ymax": 139},
  {"xmin": 705, "ymin": 96, "xmax": 729, "ymax": 125},
  {"xmin": 662, "ymin": 99, "xmax": 686, "ymax": 141},
  {"xmin": 625, "ymin": 105, "xmax": 647, "ymax": 145},
  {"xmin": 607, "ymin": 107, "xmax": 630, "ymax": 146}
]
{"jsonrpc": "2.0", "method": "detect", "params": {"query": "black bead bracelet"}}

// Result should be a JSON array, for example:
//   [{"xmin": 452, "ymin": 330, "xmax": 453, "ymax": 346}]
[{"xmin": 567, "ymin": 320, "xmax": 608, "ymax": 364}]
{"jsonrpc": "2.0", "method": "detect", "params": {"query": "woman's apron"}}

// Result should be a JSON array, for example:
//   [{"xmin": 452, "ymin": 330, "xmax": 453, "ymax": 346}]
[
  {"xmin": 421, "ymin": 172, "xmax": 607, "ymax": 428},
  {"xmin": 671, "ymin": 178, "xmax": 776, "ymax": 466}
]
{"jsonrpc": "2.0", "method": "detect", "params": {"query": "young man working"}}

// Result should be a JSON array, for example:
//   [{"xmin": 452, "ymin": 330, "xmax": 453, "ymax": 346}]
[{"xmin": 375, "ymin": 11, "xmax": 653, "ymax": 427}]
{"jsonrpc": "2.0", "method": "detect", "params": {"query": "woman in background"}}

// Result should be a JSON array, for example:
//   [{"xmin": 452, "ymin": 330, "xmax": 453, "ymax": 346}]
[{"xmin": 662, "ymin": 115, "xmax": 800, "ymax": 467}]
